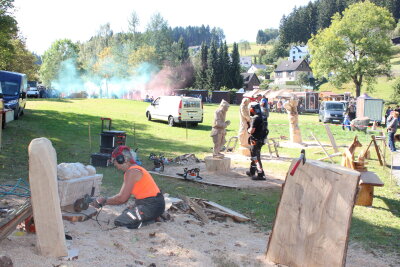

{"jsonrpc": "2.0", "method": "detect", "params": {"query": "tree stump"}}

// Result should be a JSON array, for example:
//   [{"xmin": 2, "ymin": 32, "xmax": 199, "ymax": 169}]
[{"xmin": 204, "ymin": 156, "xmax": 231, "ymax": 173}]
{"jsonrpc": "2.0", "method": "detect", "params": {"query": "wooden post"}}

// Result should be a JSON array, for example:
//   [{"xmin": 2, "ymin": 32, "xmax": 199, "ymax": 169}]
[
  {"xmin": 28, "ymin": 138, "xmax": 68, "ymax": 257},
  {"xmin": 88, "ymin": 123, "xmax": 91, "ymax": 152},
  {"xmin": 133, "ymin": 123, "xmax": 136, "ymax": 147},
  {"xmin": 186, "ymin": 122, "xmax": 188, "ymax": 140}
]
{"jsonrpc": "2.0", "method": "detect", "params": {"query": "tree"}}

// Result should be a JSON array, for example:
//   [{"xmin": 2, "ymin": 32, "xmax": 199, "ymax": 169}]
[
  {"xmin": 296, "ymin": 72, "xmax": 310, "ymax": 88},
  {"xmin": 39, "ymin": 39, "xmax": 79, "ymax": 86},
  {"xmin": 128, "ymin": 10, "xmax": 140, "ymax": 34},
  {"xmin": 6, "ymin": 38, "xmax": 39, "ymax": 80},
  {"xmin": 194, "ymin": 42, "xmax": 208, "ymax": 89},
  {"xmin": 239, "ymin": 40, "xmax": 250, "ymax": 55},
  {"xmin": 391, "ymin": 77, "xmax": 400, "ymax": 103},
  {"xmin": 308, "ymin": 1, "xmax": 395, "ymax": 97},
  {"xmin": 0, "ymin": 0, "xmax": 18, "ymax": 69},
  {"xmin": 230, "ymin": 42, "xmax": 243, "ymax": 89},
  {"xmin": 206, "ymin": 39, "xmax": 219, "ymax": 90}
]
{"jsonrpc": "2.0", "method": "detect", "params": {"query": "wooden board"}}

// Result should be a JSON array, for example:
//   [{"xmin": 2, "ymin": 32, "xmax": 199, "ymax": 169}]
[
  {"xmin": 325, "ymin": 124, "xmax": 339, "ymax": 153},
  {"xmin": 204, "ymin": 201, "xmax": 250, "ymax": 222},
  {"xmin": 28, "ymin": 138, "xmax": 68, "ymax": 257},
  {"xmin": 61, "ymin": 207, "xmax": 97, "ymax": 222},
  {"xmin": 359, "ymin": 171, "xmax": 384, "ymax": 186},
  {"xmin": 266, "ymin": 159, "xmax": 360, "ymax": 267},
  {"xmin": 148, "ymin": 171, "xmax": 238, "ymax": 189},
  {"xmin": 0, "ymin": 200, "xmax": 32, "ymax": 241}
]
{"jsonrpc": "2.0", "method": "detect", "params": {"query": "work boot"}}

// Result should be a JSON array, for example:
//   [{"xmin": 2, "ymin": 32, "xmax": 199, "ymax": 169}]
[
  {"xmin": 252, "ymin": 172, "xmax": 267, "ymax": 181},
  {"xmin": 246, "ymin": 166, "xmax": 256, "ymax": 177}
]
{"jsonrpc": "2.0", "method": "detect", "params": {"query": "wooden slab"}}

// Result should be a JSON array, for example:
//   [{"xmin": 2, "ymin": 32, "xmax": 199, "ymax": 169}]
[
  {"xmin": 0, "ymin": 200, "xmax": 32, "ymax": 241},
  {"xmin": 266, "ymin": 159, "xmax": 360, "ymax": 267},
  {"xmin": 359, "ymin": 171, "xmax": 384, "ymax": 186},
  {"xmin": 204, "ymin": 201, "xmax": 250, "ymax": 222},
  {"xmin": 62, "ymin": 207, "xmax": 97, "ymax": 222},
  {"xmin": 28, "ymin": 138, "xmax": 68, "ymax": 257},
  {"xmin": 148, "ymin": 171, "xmax": 238, "ymax": 189}
]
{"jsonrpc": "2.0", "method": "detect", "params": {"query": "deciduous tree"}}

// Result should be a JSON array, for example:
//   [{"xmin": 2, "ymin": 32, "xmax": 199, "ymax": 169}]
[{"xmin": 308, "ymin": 1, "xmax": 395, "ymax": 97}]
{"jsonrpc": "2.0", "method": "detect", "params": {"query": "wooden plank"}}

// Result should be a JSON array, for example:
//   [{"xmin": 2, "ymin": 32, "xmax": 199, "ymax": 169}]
[
  {"xmin": 148, "ymin": 171, "xmax": 238, "ymax": 189},
  {"xmin": 325, "ymin": 124, "xmax": 339, "ymax": 153},
  {"xmin": 371, "ymin": 136, "xmax": 384, "ymax": 166},
  {"xmin": 203, "ymin": 201, "xmax": 250, "ymax": 222},
  {"xmin": 266, "ymin": 159, "xmax": 360, "ymax": 267},
  {"xmin": 28, "ymin": 138, "xmax": 68, "ymax": 257},
  {"xmin": 359, "ymin": 171, "xmax": 384, "ymax": 186},
  {"xmin": 311, "ymin": 132, "xmax": 334, "ymax": 163},
  {"xmin": 0, "ymin": 200, "xmax": 32, "ymax": 241}
]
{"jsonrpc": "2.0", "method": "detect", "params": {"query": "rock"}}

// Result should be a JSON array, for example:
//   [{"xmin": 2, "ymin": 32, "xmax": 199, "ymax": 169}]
[{"xmin": 0, "ymin": 255, "xmax": 13, "ymax": 267}]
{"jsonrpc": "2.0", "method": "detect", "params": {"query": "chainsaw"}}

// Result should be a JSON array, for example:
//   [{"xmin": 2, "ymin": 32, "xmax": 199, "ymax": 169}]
[{"xmin": 177, "ymin": 168, "xmax": 203, "ymax": 181}]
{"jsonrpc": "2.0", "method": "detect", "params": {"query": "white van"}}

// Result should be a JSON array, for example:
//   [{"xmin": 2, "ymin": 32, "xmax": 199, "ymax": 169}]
[{"xmin": 145, "ymin": 96, "xmax": 203, "ymax": 127}]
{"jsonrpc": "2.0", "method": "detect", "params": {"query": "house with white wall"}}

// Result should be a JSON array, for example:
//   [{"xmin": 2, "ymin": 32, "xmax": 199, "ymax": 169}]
[
  {"xmin": 240, "ymin": 56, "xmax": 252, "ymax": 68},
  {"xmin": 288, "ymin": 45, "xmax": 309, "ymax": 62},
  {"xmin": 274, "ymin": 59, "xmax": 313, "ymax": 85}
]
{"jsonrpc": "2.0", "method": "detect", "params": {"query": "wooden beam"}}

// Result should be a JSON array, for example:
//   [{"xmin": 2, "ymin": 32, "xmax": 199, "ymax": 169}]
[
  {"xmin": 325, "ymin": 124, "xmax": 339, "ymax": 153},
  {"xmin": 0, "ymin": 200, "xmax": 32, "ymax": 241},
  {"xmin": 28, "ymin": 138, "xmax": 68, "ymax": 257},
  {"xmin": 311, "ymin": 132, "xmax": 334, "ymax": 163}
]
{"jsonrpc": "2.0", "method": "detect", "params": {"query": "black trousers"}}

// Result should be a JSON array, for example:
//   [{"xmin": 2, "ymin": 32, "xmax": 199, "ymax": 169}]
[
  {"xmin": 114, "ymin": 193, "xmax": 165, "ymax": 229},
  {"xmin": 249, "ymin": 138, "xmax": 264, "ymax": 175}
]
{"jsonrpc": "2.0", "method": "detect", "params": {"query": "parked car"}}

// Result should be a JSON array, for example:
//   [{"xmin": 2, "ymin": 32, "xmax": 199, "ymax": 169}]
[
  {"xmin": 0, "ymin": 70, "xmax": 27, "ymax": 119},
  {"xmin": 27, "ymin": 87, "xmax": 39, "ymax": 98},
  {"xmin": 318, "ymin": 101, "xmax": 345, "ymax": 123},
  {"xmin": 145, "ymin": 96, "xmax": 203, "ymax": 127}
]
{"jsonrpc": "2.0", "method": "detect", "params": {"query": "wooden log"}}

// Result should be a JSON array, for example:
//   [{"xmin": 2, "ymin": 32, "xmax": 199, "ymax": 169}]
[
  {"xmin": 204, "ymin": 156, "xmax": 231, "ymax": 173},
  {"xmin": 266, "ymin": 159, "xmax": 360, "ymax": 267},
  {"xmin": 356, "ymin": 185, "xmax": 374, "ymax": 206},
  {"xmin": 28, "ymin": 138, "xmax": 68, "ymax": 257}
]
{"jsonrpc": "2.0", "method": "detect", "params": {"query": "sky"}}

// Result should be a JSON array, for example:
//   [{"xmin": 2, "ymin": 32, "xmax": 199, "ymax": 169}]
[{"xmin": 13, "ymin": 0, "xmax": 311, "ymax": 55}]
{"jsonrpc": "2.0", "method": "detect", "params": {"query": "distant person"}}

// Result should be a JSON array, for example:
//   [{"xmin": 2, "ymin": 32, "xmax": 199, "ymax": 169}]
[
  {"xmin": 348, "ymin": 102, "xmax": 356, "ymax": 120},
  {"xmin": 385, "ymin": 106, "xmax": 393, "ymax": 125},
  {"xmin": 387, "ymin": 111, "xmax": 399, "ymax": 152},
  {"xmin": 342, "ymin": 111, "xmax": 351, "ymax": 131}
]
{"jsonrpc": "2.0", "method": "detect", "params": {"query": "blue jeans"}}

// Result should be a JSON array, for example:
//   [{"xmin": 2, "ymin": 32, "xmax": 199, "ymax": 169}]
[{"xmin": 388, "ymin": 131, "xmax": 396, "ymax": 152}]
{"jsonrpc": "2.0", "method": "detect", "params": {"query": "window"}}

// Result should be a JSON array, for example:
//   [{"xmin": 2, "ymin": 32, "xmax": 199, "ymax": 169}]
[{"xmin": 183, "ymin": 101, "xmax": 200, "ymax": 108}]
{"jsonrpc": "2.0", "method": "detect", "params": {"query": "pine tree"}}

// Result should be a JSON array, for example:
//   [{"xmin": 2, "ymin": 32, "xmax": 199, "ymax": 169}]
[
  {"xmin": 195, "ymin": 42, "xmax": 208, "ymax": 89},
  {"xmin": 230, "ymin": 43, "xmax": 243, "ymax": 89},
  {"xmin": 177, "ymin": 36, "xmax": 189, "ymax": 63},
  {"xmin": 219, "ymin": 41, "xmax": 232, "ymax": 88},
  {"xmin": 206, "ymin": 39, "xmax": 219, "ymax": 90}
]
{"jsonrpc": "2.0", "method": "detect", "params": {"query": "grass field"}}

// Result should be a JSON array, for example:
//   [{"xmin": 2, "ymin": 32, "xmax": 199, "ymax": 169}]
[{"xmin": 1, "ymin": 99, "xmax": 399, "ymax": 255}]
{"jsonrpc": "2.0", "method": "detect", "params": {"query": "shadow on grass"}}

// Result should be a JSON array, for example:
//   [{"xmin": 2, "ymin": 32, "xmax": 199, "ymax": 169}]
[
  {"xmin": 350, "ymin": 216, "xmax": 400, "ymax": 254},
  {"xmin": 373, "ymin": 195, "xmax": 400, "ymax": 218}
]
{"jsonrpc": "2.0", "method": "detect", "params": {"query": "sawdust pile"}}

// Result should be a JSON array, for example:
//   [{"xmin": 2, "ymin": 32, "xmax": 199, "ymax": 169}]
[{"xmin": 1, "ymin": 200, "xmax": 398, "ymax": 267}]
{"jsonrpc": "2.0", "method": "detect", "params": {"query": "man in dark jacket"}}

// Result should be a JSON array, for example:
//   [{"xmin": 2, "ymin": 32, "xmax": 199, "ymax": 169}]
[{"xmin": 246, "ymin": 102, "xmax": 268, "ymax": 180}]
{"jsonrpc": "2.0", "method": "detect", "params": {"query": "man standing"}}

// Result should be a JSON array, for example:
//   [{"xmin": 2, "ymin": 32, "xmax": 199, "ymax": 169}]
[
  {"xmin": 385, "ymin": 106, "xmax": 392, "ymax": 125},
  {"xmin": 387, "ymin": 111, "xmax": 399, "ymax": 152},
  {"xmin": 93, "ymin": 146, "xmax": 165, "ymax": 229},
  {"xmin": 247, "ymin": 102, "xmax": 268, "ymax": 180}
]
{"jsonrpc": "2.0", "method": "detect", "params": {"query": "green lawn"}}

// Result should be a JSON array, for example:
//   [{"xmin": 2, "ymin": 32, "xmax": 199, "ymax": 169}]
[{"xmin": 1, "ymin": 99, "xmax": 399, "ymax": 255}]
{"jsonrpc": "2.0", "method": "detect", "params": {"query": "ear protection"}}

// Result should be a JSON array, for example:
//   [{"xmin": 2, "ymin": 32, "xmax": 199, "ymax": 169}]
[{"xmin": 112, "ymin": 146, "xmax": 135, "ymax": 164}]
